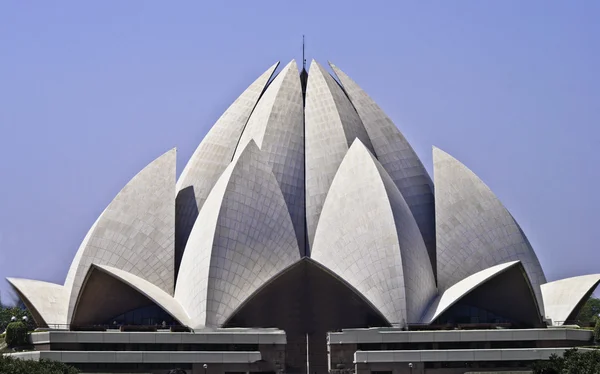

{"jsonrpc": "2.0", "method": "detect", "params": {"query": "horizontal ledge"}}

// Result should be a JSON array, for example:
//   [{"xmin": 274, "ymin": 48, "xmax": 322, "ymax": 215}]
[
  {"xmin": 8, "ymin": 351, "xmax": 263, "ymax": 364},
  {"xmin": 354, "ymin": 348, "xmax": 598, "ymax": 363},
  {"xmin": 329, "ymin": 328, "xmax": 592, "ymax": 344},
  {"xmin": 30, "ymin": 330, "xmax": 287, "ymax": 345}
]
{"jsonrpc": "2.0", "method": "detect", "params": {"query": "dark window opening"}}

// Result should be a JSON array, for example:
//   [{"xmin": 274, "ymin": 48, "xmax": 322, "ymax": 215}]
[
  {"xmin": 433, "ymin": 303, "xmax": 515, "ymax": 325},
  {"xmin": 105, "ymin": 304, "xmax": 180, "ymax": 327}
]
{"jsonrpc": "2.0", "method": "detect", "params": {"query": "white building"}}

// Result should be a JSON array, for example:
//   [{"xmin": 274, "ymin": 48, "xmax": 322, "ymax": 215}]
[{"xmin": 6, "ymin": 60, "xmax": 599, "ymax": 374}]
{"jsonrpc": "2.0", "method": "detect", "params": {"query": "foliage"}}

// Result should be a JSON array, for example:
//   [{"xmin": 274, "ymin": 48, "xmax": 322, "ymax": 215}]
[
  {"xmin": 595, "ymin": 319, "xmax": 600, "ymax": 342},
  {"xmin": 575, "ymin": 297, "xmax": 600, "ymax": 326},
  {"xmin": 531, "ymin": 353, "xmax": 564, "ymax": 374},
  {"xmin": 0, "ymin": 355, "xmax": 80, "ymax": 374},
  {"xmin": 4, "ymin": 322, "xmax": 28, "ymax": 347},
  {"xmin": 532, "ymin": 348, "xmax": 600, "ymax": 374},
  {"xmin": 0, "ymin": 303, "xmax": 35, "ymax": 332},
  {"xmin": 562, "ymin": 348, "xmax": 600, "ymax": 374}
]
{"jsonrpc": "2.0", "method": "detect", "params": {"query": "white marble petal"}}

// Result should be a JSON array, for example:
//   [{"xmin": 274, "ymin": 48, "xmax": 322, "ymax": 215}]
[
  {"xmin": 175, "ymin": 62, "xmax": 280, "ymax": 255},
  {"xmin": 434, "ymin": 146, "xmax": 547, "ymax": 317},
  {"xmin": 542, "ymin": 274, "xmax": 600, "ymax": 325},
  {"xmin": 65, "ymin": 148, "xmax": 176, "ymax": 324},
  {"xmin": 304, "ymin": 60, "xmax": 374, "ymax": 250},
  {"xmin": 421, "ymin": 261, "xmax": 520, "ymax": 324},
  {"xmin": 175, "ymin": 141, "xmax": 301, "ymax": 328},
  {"xmin": 234, "ymin": 60, "xmax": 305, "ymax": 252},
  {"xmin": 330, "ymin": 62, "xmax": 436, "ymax": 271},
  {"xmin": 6, "ymin": 278, "xmax": 68, "ymax": 328},
  {"xmin": 311, "ymin": 139, "xmax": 436, "ymax": 325}
]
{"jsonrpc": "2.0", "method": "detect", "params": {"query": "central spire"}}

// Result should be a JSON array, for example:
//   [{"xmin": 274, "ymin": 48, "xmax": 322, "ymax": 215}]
[
  {"xmin": 302, "ymin": 35, "xmax": 306, "ymax": 70},
  {"xmin": 300, "ymin": 35, "xmax": 308, "ymax": 105}
]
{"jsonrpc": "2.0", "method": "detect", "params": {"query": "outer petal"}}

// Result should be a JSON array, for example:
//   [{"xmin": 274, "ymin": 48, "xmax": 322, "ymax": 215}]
[
  {"xmin": 175, "ymin": 141, "xmax": 301, "ymax": 328},
  {"xmin": 330, "ymin": 62, "xmax": 436, "ymax": 272},
  {"xmin": 71, "ymin": 265, "xmax": 190, "ymax": 327},
  {"xmin": 175, "ymin": 62, "xmax": 280, "ymax": 259},
  {"xmin": 6, "ymin": 278, "xmax": 68, "ymax": 328},
  {"xmin": 433, "ymin": 146, "xmax": 546, "ymax": 316},
  {"xmin": 423, "ymin": 261, "xmax": 543, "ymax": 326},
  {"xmin": 311, "ymin": 139, "xmax": 436, "ymax": 325},
  {"xmin": 234, "ymin": 60, "xmax": 305, "ymax": 253},
  {"xmin": 542, "ymin": 274, "xmax": 600, "ymax": 325},
  {"xmin": 65, "ymin": 148, "xmax": 176, "ymax": 323},
  {"xmin": 304, "ymin": 60, "xmax": 374, "ymax": 250},
  {"xmin": 421, "ymin": 261, "xmax": 519, "ymax": 323}
]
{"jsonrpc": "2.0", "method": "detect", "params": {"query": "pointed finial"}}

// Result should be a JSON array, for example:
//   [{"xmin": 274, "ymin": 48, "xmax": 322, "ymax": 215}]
[{"xmin": 302, "ymin": 35, "xmax": 306, "ymax": 70}]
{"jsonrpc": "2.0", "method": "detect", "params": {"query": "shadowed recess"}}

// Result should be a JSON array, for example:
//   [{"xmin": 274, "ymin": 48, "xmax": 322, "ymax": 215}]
[
  {"xmin": 432, "ymin": 263, "xmax": 543, "ymax": 328},
  {"xmin": 174, "ymin": 185, "xmax": 198, "ymax": 278},
  {"xmin": 71, "ymin": 267, "xmax": 182, "ymax": 327},
  {"xmin": 223, "ymin": 258, "xmax": 389, "ymax": 374}
]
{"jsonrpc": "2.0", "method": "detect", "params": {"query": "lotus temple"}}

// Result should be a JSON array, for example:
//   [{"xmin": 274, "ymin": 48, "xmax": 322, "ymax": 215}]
[{"xmin": 5, "ymin": 59, "xmax": 600, "ymax": 374}]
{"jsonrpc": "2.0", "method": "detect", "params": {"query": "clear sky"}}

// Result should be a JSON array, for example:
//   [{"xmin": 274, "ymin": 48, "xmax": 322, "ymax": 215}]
[{"xmin": 0, "ymin": 1, "xmax": 599, "ymax": 302}]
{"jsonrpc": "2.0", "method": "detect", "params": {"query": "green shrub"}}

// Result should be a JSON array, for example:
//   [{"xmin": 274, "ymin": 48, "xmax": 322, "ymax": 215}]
[
  {"xmin": 0, "ymin": 355, "xmax": 80, "ymax": 374},
  {"xmin": 5, "ymin": 322, "xmax": 28, "ymax": 347},
  {"xmin": 595, "ymin": 319, "xmax": 600, "ymax": 342},
  {"xmin": 0, "ymin": 305, "xmax": 35, "ymax": 332},
  {"xmin": 532, "ymin": 348, "xmax": 600, "ymax": 374},
  {"xmin": 575, "ymin": 297, "xmax": 600, "ymax": 327}
]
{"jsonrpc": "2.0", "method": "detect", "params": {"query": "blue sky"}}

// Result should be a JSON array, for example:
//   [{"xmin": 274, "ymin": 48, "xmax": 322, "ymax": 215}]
[{"xmin": 0, "ymin": 1, "xmax": 599, "ymax": 302}]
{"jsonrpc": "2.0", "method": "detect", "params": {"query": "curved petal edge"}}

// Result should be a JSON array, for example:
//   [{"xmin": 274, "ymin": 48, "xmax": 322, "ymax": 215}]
[
  {"xmin": 175, "ymin": 62, "xmax": 280, "ymax": 257},
  {"xmin": 234, "ymin": 60, "xmax": 305, "ymax": 253},
  {"xmin": 65, "ymin": 148, "xmax": 176, "ymax": 324},
  {"xmin": 70, "ymin": 265, "xmax": 186, "ymax": 327},
  {"xmin": 421, "ymin": 261, "xmax": 520, "ymax": 323},
  {"xmin": 433, "ymin": 146, "xmax": 547, "ymax": 317},
  {"xmin": 6, "ymin": 278, "xmax": 68, "ymax": 328},
  {"xmin": 311, "ymin": 139, "xmax": 436, "ymax": 325},
  {"xmin": 175, "ymin": 140, "xmax": 301, "ymax": 328},
  {"xmin": 329, "ymin": 62, "xmax": 436, "ymax": 274},
  {"xmin": 91, "ymin": 265, "xmax": 190, "ymax": 326},
  {"xmin": 304, "ymin": 60, "xmax": 374, "ymax": 250},
  {"xmin": 422, "ymin": 261, "xmax": 543, "ymax": 327},
  {"xmin": 542, "ymin": 274, "xmax": 600, "ymax": 325}
]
